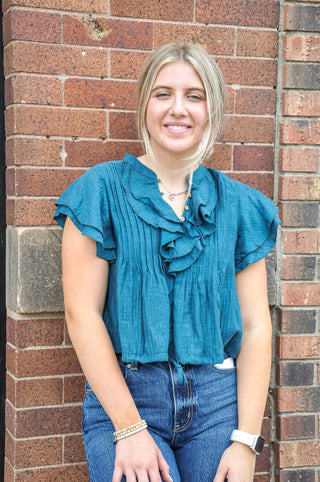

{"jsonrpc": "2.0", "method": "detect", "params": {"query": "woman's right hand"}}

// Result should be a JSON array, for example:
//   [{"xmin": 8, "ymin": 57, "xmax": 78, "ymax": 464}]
[{"xmin": 113, "ymin": 429, "xmax": 172, "ymax": 482}]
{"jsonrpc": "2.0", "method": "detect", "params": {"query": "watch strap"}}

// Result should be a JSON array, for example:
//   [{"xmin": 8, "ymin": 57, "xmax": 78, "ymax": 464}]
[{"xmin": 230, "ymin": 429, "xmax": 264, "ymax": 454}]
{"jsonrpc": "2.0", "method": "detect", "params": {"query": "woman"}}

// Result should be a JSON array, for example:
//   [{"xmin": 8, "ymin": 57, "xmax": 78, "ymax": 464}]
[{"xmin": 54, "ymin": 42, "xmax": 280, "ymax": 481}]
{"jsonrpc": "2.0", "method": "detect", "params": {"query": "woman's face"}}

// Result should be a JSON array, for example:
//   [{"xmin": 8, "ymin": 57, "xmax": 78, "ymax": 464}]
[{"xmin": 146, "ymin": 62, "xmax": 208, "ymax": 162}]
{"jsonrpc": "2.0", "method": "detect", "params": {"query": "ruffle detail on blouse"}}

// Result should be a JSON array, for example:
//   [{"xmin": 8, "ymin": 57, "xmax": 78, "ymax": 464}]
[
  {"xmin": 54, "ymin": 167, "xmax": 117, "ymax": 262},
  {"xmin": 122, "ymin": 154, "xmax": 217, "ymax": 274}
]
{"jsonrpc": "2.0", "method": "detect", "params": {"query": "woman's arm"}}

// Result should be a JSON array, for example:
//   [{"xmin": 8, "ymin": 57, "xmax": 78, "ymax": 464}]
[
  {"xmin": 214, "ymin": 258, "xmax": 272, "ymax": 482},
  {"xmin": 62, "ymin": 217, "xmax": 172, "ymax": 482}
]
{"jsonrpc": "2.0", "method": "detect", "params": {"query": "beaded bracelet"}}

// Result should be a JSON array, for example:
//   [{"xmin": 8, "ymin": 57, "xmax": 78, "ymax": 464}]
[{"xmin": 113, "ymin": 419, "xmax": 148, "ymax": 444}]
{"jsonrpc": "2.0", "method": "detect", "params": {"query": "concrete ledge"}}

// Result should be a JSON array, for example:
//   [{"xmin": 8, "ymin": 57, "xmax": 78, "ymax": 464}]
[{"xmin": 6, "ymin": 227, "xmax": 64, "ymax": 313}]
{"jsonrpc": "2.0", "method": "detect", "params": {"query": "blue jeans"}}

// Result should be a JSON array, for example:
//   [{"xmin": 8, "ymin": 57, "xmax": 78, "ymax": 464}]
[{"xmin": 82, "ymin": 360, "xmax": 238, "ymax": 481}]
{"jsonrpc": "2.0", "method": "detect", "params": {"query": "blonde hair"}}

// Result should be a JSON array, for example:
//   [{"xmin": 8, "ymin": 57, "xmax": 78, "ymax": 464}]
[{"xmin": 136, "ymin": 42, "xmax": 228, "ymax": 166}]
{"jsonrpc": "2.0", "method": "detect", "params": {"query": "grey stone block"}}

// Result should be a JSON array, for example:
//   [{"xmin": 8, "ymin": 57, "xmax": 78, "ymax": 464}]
[{"xmin": 6, "ymin": 226, "xmax": 64, "ymax": 313}]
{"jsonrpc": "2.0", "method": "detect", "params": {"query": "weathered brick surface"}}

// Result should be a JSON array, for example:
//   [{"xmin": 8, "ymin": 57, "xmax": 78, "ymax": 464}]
[
  {"xmin": 278, "ymin": 147, "xmax": 319, "ymax": 172},
  {"xmin": 196, "ymin": 0, "xmax": 279, "ymax": 27},
  {"xmin": 63, "ymin": 15, "xmax": 153, "ymax": 50},
  {"xmin": 277, "ymin": 335, "xmax": 320, "ymax": 358},
  {"xmin": 153, "ymin": 24, "xmax": 235, "ymax": 55},
  {"xmin": 233, "ymin": 146, "xmax": 274, "ymax": 171},
  {"xmin": 6, "ymin": 374, "xmax": 63, "ymax": 407},
  {"xmin": 282, "ymin": 231, "xmax": 320, "ymax": 254},
  {"xmin": 275, "ymin": 441, "xmax": 320, "ymax": 468},
  {"xmin": 283, "ymin": 4, "xmax": 320, "ymax": 32},
  {"xmin": 283, "ymin": 64, "xmax": 320, "ymax": 90},
  {"xmin": 111, "ymin": 0, "xmax": 194, "ymax": 21},
  {"xmin": 6, "ymin": 137, "xmax": 63, "ymax": 166},
  {"xmin": 276, "ymin": 415, "xmax": 316, "ymax": 440},
  {"xmin": 282, "ymin": 256, "xmax": 316, "ymax": 280},
  {"xmin": 282, "ymin": 92, "xmax": 320, "ymax": 117},
  {"xmin": 279, "ymin": 176, "xmax": 320, "ymax": 200},
  {"xmin": 110, "ymin": 50, "xmax": 149, "ymax": 80},
  {"xmin": 64, "ymin": 434, "xmax": 86, "ymax": 464},
  {"xmin": 282, "ymin": 283, "xmax": 320, "ymax": 306},
  {"xmin": 276, "ymin": 362, "xmax": 314, "ymax": 386},
  {"xmin": 236, "ymin": 30, "xmax": 278, "ymax": 58},
  {"xmin": 7, "ymin": 198, "xmax": 56, "ymax": 226},
  {"xmin": 5, "ymin": 75, "xmax": 63, "ymax": 107},
  {"xmin": 283, "ymin": 35, "xmax": 320, "ymax": 62},
  {"xmin": 3, "ymin": 0, "xmax": 108, "ymax": 12},
  {"xmin": 65, "ymin": 140, "xmax": 143, "ymax": 167},
  {"xmin": 217, "ymin": 58, "xmax": 277, "ymax": 87},
  {"xmin": 4, "ymin": 42, "xmax": 109, "ymax": 77},
  {"xmin": 276, "ymin": 470, "xmax": 316, "ymax": 482},
  {"xmin": 3, "ymin": 9, "xmax": 61, "ymax": 45},
  {"xmin": 279, "ymin": 203, "xmax": 318, "ymax": 228},
  {"xmin": 278, "ymin": 310, "xmax": 316, "ymax": 334},
  {"xmin": 235, "ymin": 88, "xmax": 276, "ymax": 115},
  {"xmin": 275, "ymin": 387, "xmax": 320, "ymax": 413},
  {"xmin": 65, "ymin": 78, "xmax": 137, "ymax": 110},
  {"xmin": 6, "ymin": 105, "xmax": 106, "ymax": 138}
]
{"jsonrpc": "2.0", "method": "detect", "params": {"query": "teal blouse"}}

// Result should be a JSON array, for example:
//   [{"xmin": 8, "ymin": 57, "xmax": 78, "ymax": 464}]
[{"xmin": 54, "ymin": 153, "xmax": 280, "ymax": 371}]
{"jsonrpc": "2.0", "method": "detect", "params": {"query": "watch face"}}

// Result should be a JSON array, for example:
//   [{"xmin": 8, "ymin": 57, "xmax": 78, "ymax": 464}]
[{"xmin": 255, "ymin": 436, "xmax": 265, "ymax": 454}]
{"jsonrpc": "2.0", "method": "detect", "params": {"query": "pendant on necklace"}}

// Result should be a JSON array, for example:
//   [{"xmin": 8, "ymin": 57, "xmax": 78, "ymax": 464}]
[{"xmin": 168, "ymin": 194, "xmax": 175, "ymax": 201}]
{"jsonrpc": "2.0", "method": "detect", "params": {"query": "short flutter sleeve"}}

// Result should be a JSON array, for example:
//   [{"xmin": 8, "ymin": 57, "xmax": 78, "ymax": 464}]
[
  {"xmin": 53, "ymin": 166, "xmax": 116, "ymax": 262},
  {"xmin": 234, "ymin": 182, "xmax": 280, "ymax": 272}
]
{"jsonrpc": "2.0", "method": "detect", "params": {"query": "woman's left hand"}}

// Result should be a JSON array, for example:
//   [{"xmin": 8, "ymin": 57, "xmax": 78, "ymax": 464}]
[{"xmin": 213, "ymin": 442, "xmax": 256, "ymax": 482}]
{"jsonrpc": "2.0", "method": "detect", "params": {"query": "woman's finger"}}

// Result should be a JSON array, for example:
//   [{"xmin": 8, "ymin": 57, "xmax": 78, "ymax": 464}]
[{"xmin": 157, "ymin": 449, "xmax": 172, "ymax": 482}]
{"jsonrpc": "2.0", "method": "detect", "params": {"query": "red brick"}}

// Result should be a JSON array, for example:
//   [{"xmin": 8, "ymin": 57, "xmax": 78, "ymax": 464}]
[
  {"xmin": 154, "ymin": 24, "xmax": 235, "ymax": 56},
  {"xmin": 12, "ymin": 405, "xmax": 82, "ymax": 438},
  {"xmin": 109, "ymin": 112, "xmax": 138, "ymax": 140},
  {"xmin": 6, "ymin": 431, "xmax": 62, "ymax": 469},
  {"xmin": 65, "ymin": 78, "xmax": 136, "ymax": 110},
  {"xmin": 4, "ymin": 457, "xmax": 14, "ymax": 481},
  {"xmin": 6, "ymin": 464, "xmax": 89, "ymax": 481},
  {"xmin": 235, "ymin": 88, "xmax": 276, "ymax": 115},
  {"xmin": 280, "ymin": 119, "xmax": 320, "ymax": 145},
  {"xmin": 12, "ymin": 167, "xmax": 83, "ymax": 196},
  {"xmin": 3, "ymin": 0, "xmax": 108, "ymax": 12},
  {"xmin": 237, "ymin": 29, "xmax": 278, "ymax": 58},
  {"xmin": 255, "ymin": 445, "xmax": 271, "ymax": 474},
  {"xmin": 7, "ymin": 346, "xmax": 81, "ymax": 378},
  {"xmin": 276, "ymin": 469, "xmax": 316, "ymax": 482},
  {"xmin": 196, "ymin": 0, "xmax": 279, "ymax": 27},
  {"xmin": 6, "ymin": 137, "xmax": 63, "ymax": 167},
  {"xmin": 277, "ymin": 415, "xmax": 315, "ymax": 441},
  {"xmin": 275, "ymin": 441, "xmax": 320, "ymax": 468},
  {"xmin": 283, "ymin": 4, "xmax": 320, "ymax": 32},
  {"xmin": 4, "ymin": 41, "xmax": 108, "ymax": 77},
  {"xmin": 111, "ymin": 50, "xmax": 149, "ymax": 80},
  {"xmin": 5, "ymin": 75, "xmax": 63, "ymax": 107},
  {"xmin": 65, "ymin": 140, "xmax": 143, "ymax": 167},
  {"xmin": 6, "ymin": 198, "xmax": 56, "ymax": 226},
  {"xmin": 63, "ymin": 375, "xmax": 85, "ymax": 404},
  {"xmin": 3, "ymin": 9, "xmax": 61, "ymax": 45},
  {"xmin": 233, "ymin": 146, "xmax": 274, "ymax": 171},
  {"xmin": 279, "ymin": 176, "xmax": 320, "ymax": 201},
  {"xmin": 283, "ymin": 91, "xmax": 320, "ymax": 117},
  {"xmin": 64, "ymin": 434, "xmax": 86, "ymax": 464},
  {"xmin": 111, "ymin": 0, "xmax": 194, "ymax": 21},
  {"xmin": 221, "ymin": 116, "xmax": 275, "ymax": 144},
  {"xmin": 277, "ymin": 334, "xmax": 320, "ymax": 358},
  {"xmin": 283, "ymin": 35, "xmax": 320, "ymax": 62},
  {"xmin": 283, "ymin": 231, "xmax": 320, "ymax": 254},
  {"xmin": 282, "ymin": 283, "xmax": 320, "ymax": 306},
  {"xmin": 217, "ymin": 58, "xmax": 277, "ymax": 87},
  {"xmin": 228, "ymin": 173, "xmax": 275, "ymax": 197},
  {"xmin": 63, "ymin": 15, "xmax": 153, "ymax": 50},
  {"xmin": 276, "ymin": 361, "xmax": 314, "ymax": 386},
  {"xmin": 278, "ymin": 309, "xmax": 316, "ymax": 334},
  {"xmin": 279, "ymin": 202, "xmax": 318, "ymax": 228},
  {"xmin": 282, "ymin": 256, "xmax": 316, "ymax": 280},
  {"xmin": 275, "ymin": 387, "xmax": 320, "ymax": 412},
  {"xmin": 6, "ymin": 105, "xmax": 106, "ymax": 138},
  {"xmin": 6, "ymin": 375, "xmax": 63, "ymax": 407},
  {"xmin": 283, "ymin": 63, "xmax": 320, "ymax": 90},
  {"xmin": 279, "ymin": 147, "xmax": 319, "ymax": 172},
  {"xmin": 204, "ymin": 144, "xmax": 232, "ymax": 171}
]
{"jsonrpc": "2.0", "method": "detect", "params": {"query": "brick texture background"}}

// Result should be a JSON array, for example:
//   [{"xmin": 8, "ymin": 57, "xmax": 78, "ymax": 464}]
[
  {"xmin": 275, "ymin": 1, "xmax": 320, "ymax": 481},
  {"xmin": 2, "ymin": 0, "xmax": 319, "ymax": 480}
]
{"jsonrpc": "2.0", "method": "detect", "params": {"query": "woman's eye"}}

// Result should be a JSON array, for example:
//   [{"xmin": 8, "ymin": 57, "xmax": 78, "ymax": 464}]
[
  {"xmin": 188, "ymin": 94, "xmax": 203, "ymax": 101},
  {"xmin": 155, "ymin": 92, "xmax": 170, "ymax": 98}
]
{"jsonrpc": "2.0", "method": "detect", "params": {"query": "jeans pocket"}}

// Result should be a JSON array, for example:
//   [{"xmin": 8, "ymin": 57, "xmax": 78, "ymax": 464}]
[{"xmin": 207, "ymin": 363, "xmax": 236, "ymax": 374}]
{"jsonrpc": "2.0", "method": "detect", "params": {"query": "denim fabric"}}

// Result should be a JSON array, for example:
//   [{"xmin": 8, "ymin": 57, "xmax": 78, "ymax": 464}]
[{"xmin": 82, "ymin": 360, "xmax": 237, "ymax": 481}]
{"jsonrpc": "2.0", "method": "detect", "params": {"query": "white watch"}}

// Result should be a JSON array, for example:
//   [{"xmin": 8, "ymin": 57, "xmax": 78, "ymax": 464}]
[{"xmin": 230, "ymin": 429, "xmax": 265, "ymax": 455}]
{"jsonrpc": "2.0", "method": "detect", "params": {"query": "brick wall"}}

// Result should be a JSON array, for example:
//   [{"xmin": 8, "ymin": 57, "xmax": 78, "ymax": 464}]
[
  {"xmin": 2, "ymin": 0, "xmax": 319, "ymax": 480},
  {"xmin": 275, "ymin": 1, "xmax": 320, "ymax": 481}
]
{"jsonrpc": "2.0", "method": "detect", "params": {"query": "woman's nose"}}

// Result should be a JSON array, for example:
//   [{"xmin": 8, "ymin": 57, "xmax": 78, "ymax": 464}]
[{"xmin": 169, "ymin": 96, "xmax": 187, "ymax": 116}]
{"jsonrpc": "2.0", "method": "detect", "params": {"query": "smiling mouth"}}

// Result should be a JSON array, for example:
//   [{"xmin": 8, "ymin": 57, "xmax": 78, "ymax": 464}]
[{"xmin": 166, "ymin": 125, "xmax": 190, "ymax": 131}]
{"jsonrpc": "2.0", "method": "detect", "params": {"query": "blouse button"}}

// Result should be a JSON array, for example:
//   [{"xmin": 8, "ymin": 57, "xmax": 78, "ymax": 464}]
[
  {"xmin": 127, "ymin": 363, "xmax": 132, "ymax": 368},
  {"xmin": 185, "ymin": 205, "xmax": 189, "ymax": 211},
  {"xmin": 181, "ymin": 216, "xmax": 186, "ymax": 222}
]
